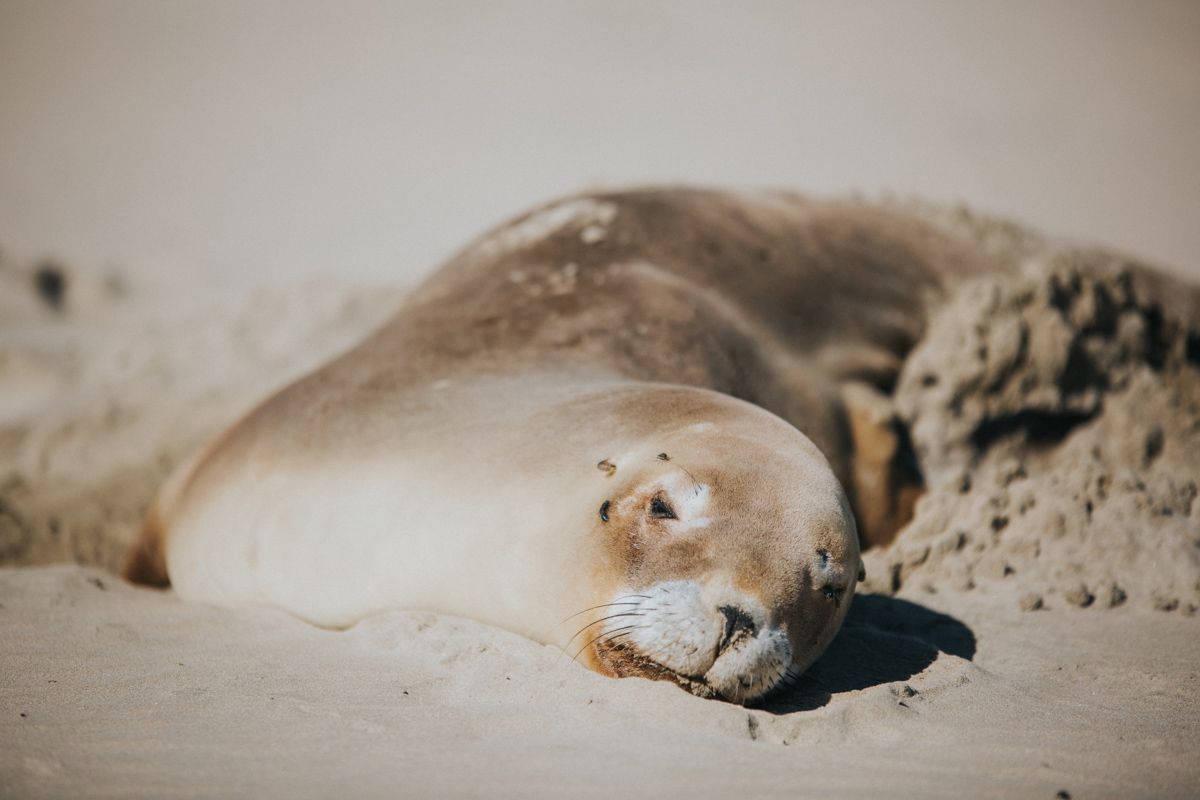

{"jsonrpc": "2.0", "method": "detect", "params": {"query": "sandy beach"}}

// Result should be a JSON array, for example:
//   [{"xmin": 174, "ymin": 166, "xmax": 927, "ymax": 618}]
[{"xmin": 2, "ymin": 563, "xmax": 1197, "ymax": 799}]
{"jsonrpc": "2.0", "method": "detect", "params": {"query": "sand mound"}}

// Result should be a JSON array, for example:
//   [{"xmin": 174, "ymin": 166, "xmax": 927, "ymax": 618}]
[{"xmin": 862, "ymin": 251, "xmax": 1200, "ymax": 615}]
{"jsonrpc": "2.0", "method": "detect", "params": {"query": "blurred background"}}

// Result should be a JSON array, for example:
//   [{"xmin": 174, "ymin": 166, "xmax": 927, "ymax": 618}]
[{"xmin": 2, "ymin": 0, "xmax": 1198, "ymax": 307}]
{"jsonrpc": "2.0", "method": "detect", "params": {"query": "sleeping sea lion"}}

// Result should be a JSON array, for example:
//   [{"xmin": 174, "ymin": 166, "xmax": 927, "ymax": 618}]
[{"xmin": 122, "ymin": 188, "xmax": 1002, "ymax": 701}]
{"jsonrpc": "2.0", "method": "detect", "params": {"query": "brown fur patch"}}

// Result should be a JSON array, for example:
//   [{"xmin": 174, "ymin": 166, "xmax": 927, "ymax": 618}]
[
  {"xmin": 593, "ymin": 638, "xmax": 719, "ymax": 699},
  {"xmin": 842, "ymin": 381, "xmax": 926, "ymax": 549}
]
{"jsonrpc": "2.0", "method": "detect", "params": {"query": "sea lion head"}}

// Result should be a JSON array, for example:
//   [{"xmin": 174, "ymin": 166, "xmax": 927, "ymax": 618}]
[{"xmin": 578, "ymin": 405, "xmax": 860, "ymax": 704}]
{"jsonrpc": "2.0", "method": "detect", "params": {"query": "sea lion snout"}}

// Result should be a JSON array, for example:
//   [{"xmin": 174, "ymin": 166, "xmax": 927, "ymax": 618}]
[{"xmin": 590, "ymin": 579, "xmax": 794, "ymax": 703}]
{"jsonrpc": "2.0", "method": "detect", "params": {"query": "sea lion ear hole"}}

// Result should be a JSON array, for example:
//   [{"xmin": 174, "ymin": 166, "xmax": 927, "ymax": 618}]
[{"xmin": 648, "ymin": 495, "xmax": 677, "ymax": 520}]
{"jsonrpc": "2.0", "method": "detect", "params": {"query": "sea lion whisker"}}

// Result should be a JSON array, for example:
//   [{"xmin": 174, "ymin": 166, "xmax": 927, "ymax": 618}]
[
  {"xmin": 563, "ymin": 610, "xmax": 652, "ymax": 652},
  {"xmin": 594, "ymin": 629, "xmax": 650, "ymax": 658},
  {"xmin": 778, "ymin": 665, "xmax": 802, "ymax": 688},
  {"xmin": 551, "ymin": 598, "xmax": 651, "ymax": 632},
  {"xmin": 595, "ymin": 628, "xmax": 637, "ymax": 646},
  {"xmin": 586, "ymin": 629, "xmax": 641, "ymax": 661},
  {"xmin": 570, "ymin": 623, "xmax": 648, "ymax": 664},
  {"xmin": 656, "ymin": 452, "xmax": 702, "ymax": 496},
  {"xmin": 551, "ymin": 601, "xmax": 655, "ymax": 667},
  {"xmin": 586, "ymin": 629, "xmax": 635, "ymax": 652},
  {"xmin": 554, "ymin": 613, "xmax": 646, "ymax": 668},
  {"xmin": 598, "ymin": 627, "xmax": 644, "ymax": 646},
  {"xmin": 574, "ymin": 622, "xmax": 650, "ymax": 657}
]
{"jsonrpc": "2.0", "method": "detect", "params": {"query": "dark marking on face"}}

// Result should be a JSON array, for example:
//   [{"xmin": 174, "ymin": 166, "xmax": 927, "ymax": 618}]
[
  {"xmin": 597, "ymin": 459, "xmax": 617, "ymax": 476},
  {"xmin": 657, "ymin": 453, "xmax": 670, "ymax": 461},
  {"xmin": 600, "ymin": 500, "xmax": 611, "ymax": 522},
  {"xmin": 648, "ymin": 495, "xmax": 677, "ymax": 520},
  {"xmin": 818, "ymin": 549, "xmax": 831, "ymax": 567}
]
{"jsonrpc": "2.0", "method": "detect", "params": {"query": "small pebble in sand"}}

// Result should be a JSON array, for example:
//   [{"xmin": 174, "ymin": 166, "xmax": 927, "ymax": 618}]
[
  {"xmin": 1151, "ymin": 594, "xmax": 1180, "ymax": 613},
  {"xmin": 1099, "ymin": 583, "xmax": 1127, "ymax": 608},
  {"xmin": 1063, "ymin": 584, "xmax": 1094, "ymax": 608},
  {"xmin": 1020, "ymin": 593, "xmax": 1045, "ymax": 611}
]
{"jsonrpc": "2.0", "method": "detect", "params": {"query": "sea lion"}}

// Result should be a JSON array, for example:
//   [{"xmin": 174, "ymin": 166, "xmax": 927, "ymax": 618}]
[{"xmin": 122, "ymin": 188, "xmax": 995, "ymax": 702}]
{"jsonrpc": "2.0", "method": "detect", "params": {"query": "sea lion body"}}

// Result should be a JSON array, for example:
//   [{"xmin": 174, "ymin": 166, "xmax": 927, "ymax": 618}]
[{"xmin": 125, "ymin": 188, "xmax": 991, "ymax": 701}]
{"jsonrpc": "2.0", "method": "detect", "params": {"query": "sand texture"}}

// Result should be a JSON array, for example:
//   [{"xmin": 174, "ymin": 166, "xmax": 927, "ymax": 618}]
[
  {"xmin": 865, "ymin": 248, "xmax": 1200, "ymax": 616},
  {"xmin": 2, "ymin": 203, "xmax": 1199, "ymax": 798}
]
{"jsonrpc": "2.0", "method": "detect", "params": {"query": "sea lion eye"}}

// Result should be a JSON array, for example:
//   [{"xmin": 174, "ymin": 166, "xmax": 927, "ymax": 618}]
[
  {"xmin": 823, "ymin": 585, "xmax": 846, "ymax": 607},
  {"xmin": 648, "ymin": 495, "xmax": 677, "ymax": 520},
  {"xmin": 599, "ymin": 501, "xmax": 611, "ymax": 522}
]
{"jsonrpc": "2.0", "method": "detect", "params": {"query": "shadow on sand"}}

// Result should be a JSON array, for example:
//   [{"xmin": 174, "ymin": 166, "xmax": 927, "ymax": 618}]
[{"xmin": 751, "ymin": 594, "xmax": 976, "ymax": 714}]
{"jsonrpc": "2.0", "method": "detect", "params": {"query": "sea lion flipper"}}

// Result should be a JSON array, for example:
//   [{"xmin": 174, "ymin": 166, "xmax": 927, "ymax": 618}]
[
  {"xmin": 121, "ymin": 503, "xmax": 170, "ymax": 587},
  {"xmin": 121, "ymin": 444, "xmax": 210, "ymax": 588},
  {"xmin": 841, "ymin": 381, "xmax": 924, "ymax": 550}
]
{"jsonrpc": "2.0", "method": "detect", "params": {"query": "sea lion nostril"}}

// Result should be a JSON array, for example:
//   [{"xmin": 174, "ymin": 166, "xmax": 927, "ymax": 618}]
[{"xmin": 716, "ymin": 605, "xmax": 756, "ymax": 654}]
